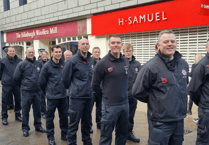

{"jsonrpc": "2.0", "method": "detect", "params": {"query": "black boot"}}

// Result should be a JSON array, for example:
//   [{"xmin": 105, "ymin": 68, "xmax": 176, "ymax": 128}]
[
  {"xmin": 128, "ymin": 132, "xmax": 140, "ymax": 143},
  {"xmin": 2, "ymin": 118, "xmax": 8, "ymax": 125}
]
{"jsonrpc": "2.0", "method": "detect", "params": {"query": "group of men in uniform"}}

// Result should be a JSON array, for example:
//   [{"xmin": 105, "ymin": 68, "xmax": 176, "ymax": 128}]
[{"xmin": 1, "ymin": 29, "xmax": 209, "ymax": 145}]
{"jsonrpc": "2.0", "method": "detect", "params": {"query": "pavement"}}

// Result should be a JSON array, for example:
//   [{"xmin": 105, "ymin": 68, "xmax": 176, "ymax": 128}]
[{"xmin": 0, "ymin": 86, "xmax": 198, "ymax": 145}]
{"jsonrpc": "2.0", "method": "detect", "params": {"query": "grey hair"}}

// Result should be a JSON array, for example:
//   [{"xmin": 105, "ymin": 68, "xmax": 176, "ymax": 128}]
[
  {"xmin": 64, "ymin": 50, "xmax": 72, "ymax": 55},
  {"xmin": 158, "ymin": 30, "xmax": 176, "ymax": 42}
]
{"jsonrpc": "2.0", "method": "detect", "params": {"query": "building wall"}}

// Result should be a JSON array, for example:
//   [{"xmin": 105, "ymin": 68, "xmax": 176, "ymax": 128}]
[{"xmin": 0, "ymin": 0, "xmax": 160, "ymax": 32}]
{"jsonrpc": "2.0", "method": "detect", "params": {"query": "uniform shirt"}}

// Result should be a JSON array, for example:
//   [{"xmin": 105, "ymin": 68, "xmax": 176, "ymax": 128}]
[
  {"xmin": 62, "ymin": 51, "xmax": 94, "ymax": 99},
  {"xmin": 133, "ymin": 51, "xmax": 189, "ymax": 122},
  {"xmin": 39, "ymin": 58, "xmax": 66, "ymax": 99},
  {"xmin": 92, "ymin": 51, "xmax": 129, "ymax": 105},
  {"xmin": 13, "ymin": 57, "xmax": 42, "ymax": 92},
  {"xmin": 0, "ymin": 55, "xmax": 22, "ymax": 86},
  {"xmin": 189, "ymin": 53, "xmax": 209, "ymax": 108}
]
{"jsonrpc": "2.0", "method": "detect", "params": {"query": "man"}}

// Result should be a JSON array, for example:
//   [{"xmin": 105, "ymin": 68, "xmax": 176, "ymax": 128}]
[
  {"xmin": 38, "ymin": 48, "xmax": 45, "ymax": 61},
  {"xmin": 64, "ymin": 50, "xmax": 72, "ymax": 61},
  {"xmin": 132, "ymin": 30, "xmax": 189, "ymax": 145},
  {"xmin": 39, "ymin": 51, "xmax": 49, "ymax": 119},
  {"xmin": 188, "ymin": 40, "xmax": 209, "ymax": 145},
  {"xmin": 2, "ymin": 47, "xmax": 14, "ymax": 110},
  {"xmin": 0, "ymin": 46, "xmax": 22, "ymax": 125},
  {"xmin": 62, "ymin": 38, "xmax": 94, "ymax": 145},
  {"xmin": 91, "ymin": 47, "xmax": 101, "ymax": 130},
  {"xmin": 92, "ymin": 35, "xmax": 129, "ymax": 145},
  {"xmin": 13, "ymin": 47, "xmax": 45, "ymax": 137},
  {"xmin": 123, "ymin": 43, "xmax": 141, "ymax": 143},
  {"xmin": 39, "ymin": 45, "xmax": 68, "ymax": 145}
]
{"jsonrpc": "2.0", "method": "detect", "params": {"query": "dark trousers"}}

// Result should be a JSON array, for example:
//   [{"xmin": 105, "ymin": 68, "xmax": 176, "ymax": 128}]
[
  {"xmin": 128, "ymin": 96, "xmax": 137, "ymax": 132},
  {"xmin": 1, "ymin": 85, "xmax": 21, "ymax": 119},
  {"xmin": 21, "ymin": 90, "xmax": 42, "ymax": 132},
  {"xmin": 8, "ymin": 93, "xmax": 14, "ymax": 108},
  {"xmin": 91, "ymin": 93, "xmax": 102, "ymax": 128},
  {"xmin": 148, "ymin": 119, "xmax": 184, "ymax": 145},
  {"xmin": 40, "ymin": 91, "xmax": 46, "ymax": 116},
  {"xmin": 46, "ymin": 98, "xmax": 68, "ymax": 140},
  {"xmin": 100, "ymin": 103, "xmax": 129, "ymax": 145},
  {"xmin": 196, "ymin": 107, "xmax": 209, "ymax": 145},
  {"xmin": 67, "ymin": 98, "xmax": 93, "ymax": 145},
  {"xmin": 188, "ymin": 96, "xmax": 193, "ymax": 111}
]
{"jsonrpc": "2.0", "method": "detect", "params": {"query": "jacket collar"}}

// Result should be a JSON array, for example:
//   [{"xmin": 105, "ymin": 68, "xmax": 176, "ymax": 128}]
[
  {"xmin": 50, "ymin": 57, "xmax": 64, "ymax": 68},
  {"xmin": 6, "ymin": 55, "xmax": 18, "ymax": 63},
  {"xmin": 26, "ymin": 56, "xmax": 36, "ymax": 63},
  {"xmin": 77, "ymin": 50, "xmax": 92, "ymax": 61},
  {"xmin": 108, "ymin": 51, "xmax": 124, "ymax": 62},
  {"xmin": 206, "ymin": 53, "xmax": 209, "ymax": 59},
  {"xmin": 157, "ymin": 50, "xmax": 182, "ymax": 71}
]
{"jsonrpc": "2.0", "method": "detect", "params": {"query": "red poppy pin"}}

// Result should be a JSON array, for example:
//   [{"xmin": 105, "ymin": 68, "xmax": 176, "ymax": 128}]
[
  {"xmin": 162, "ymin": 78, "xmax": 167, "ymax": 84},
  {"xmin": 60, "ymin": 65, "xmax": 63, "ymax": 68},
  {"xmin": 83, "ymin": 61, "xmax": 87, "ymax": 64},
  {"xmin": 108, "ymin": 67, "xmax": 113, "ymax": 72},
  {"xmin": 207, "ymin": 65, "xmax": 209, "ymax": 68}
]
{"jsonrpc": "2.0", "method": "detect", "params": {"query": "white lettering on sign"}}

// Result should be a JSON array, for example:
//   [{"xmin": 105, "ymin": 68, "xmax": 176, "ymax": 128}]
[
  {"xmin": 118, "ymin": 11, "xmax": 168, "ymax": 26},
  {"xmin": 50, "ymin": 27, "xmax": 58, "ymax": 34},
  {"xmin": 16, "ymin": 27, "xmax": 58, "ymax": 39},
  {"xmin": 202, "ymin": 4, "xmax": 209, "ymax": 9}
]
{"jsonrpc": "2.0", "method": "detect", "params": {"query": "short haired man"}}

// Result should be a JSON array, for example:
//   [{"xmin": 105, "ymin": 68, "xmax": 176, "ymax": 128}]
[
  {"xmin": 39, "ymin": 51, "xmax": 49, "ymax": 119},
  {"xmin": 91, "ymin": 47, "xmax": 101, "ymax": 130},
  {"xmin": 64, "ymin": 50, "xmax": 72, "ymax": 61},
  {"xmin": 39, "ymin": 45, "xmax": 68, "ymax": 145},
  {"xmin": 62, "ymin": 38, "xmax": 95, "ymax": 145},
  {"xmin": 38, "ymin": 48, "xmax": 45, "ymax": 61},
  {"xmin": 92, "ymin": 36, "xmax": 129, "ymax": 145},
  {"xmin": 0, "ymin": 46, "xmax": 22, "ymax": 125},
  {"xmin": 133, "ymin": 30, "xmax": 189, "ymax": 145},
  {"xmin": 13, "ymin": 47, "xmax": 45, "ymax": 137},
  {"xmin": 188, "ymin": 40, "xmax": 209, "ymax": 145},
  {"xmin": 123, "ymin": 43, "xmax": 141, "ymax": 143},
  {"xmin": 2, "ymin": 46, "xmax": 14, "ymax": 110}
]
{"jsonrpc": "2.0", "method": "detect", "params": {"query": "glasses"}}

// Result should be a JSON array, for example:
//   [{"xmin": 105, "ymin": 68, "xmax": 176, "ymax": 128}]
[{"xmin": 125, "ymin": 50, "xmax": 133, "ymax": 53}]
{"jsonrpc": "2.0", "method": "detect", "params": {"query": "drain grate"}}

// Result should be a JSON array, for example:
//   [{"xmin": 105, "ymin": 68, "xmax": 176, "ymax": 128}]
[{"xmin": 184, "ymin": 129, "xmax": 192, "ymax": 135}]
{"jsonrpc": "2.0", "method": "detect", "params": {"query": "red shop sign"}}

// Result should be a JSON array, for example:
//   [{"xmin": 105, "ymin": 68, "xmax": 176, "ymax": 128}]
[
  {"xmin": 92, "ymin": 0, "xmax": 209, "ymax": 36},
  {"xmin": 6, "ymin": 20, "xmax": 87, "ymax": 42}
]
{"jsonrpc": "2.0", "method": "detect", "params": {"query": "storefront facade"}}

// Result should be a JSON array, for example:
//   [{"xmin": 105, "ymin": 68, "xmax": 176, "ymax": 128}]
[
  {"xmin": 91, "ymin": 0, "xmax": 209, "ymax": 67},
  {"xmin": 4, "ymin": 19, "xmax": 88, "ymax": 59}
]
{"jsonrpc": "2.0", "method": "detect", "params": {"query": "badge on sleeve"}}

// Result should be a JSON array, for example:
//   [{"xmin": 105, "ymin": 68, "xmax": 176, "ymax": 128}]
[{"xmin": 182, "ymin": 69, "xmax": 187, "ymax": 75}]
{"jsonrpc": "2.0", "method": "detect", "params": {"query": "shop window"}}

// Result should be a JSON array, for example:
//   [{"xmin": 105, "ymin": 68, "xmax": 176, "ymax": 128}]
[
  {"xmin": 19, "ymin": 0, "xmax": 27, "ymax": 6},
  {"xmin": 72, "ymin": 37, "xmax": 76, "ymax": 40},
  {"xmin": 62, "ymin": 38, "xmax": 66, "ymax": 42},
  {"xmin": 67, "ymin": 37, "xmax": 71, "ymax": 41},
  {"xmin": 58, "ymin": 38, "xmax": 61, "ymax": 43},
  {"xmin": 52, "ymin": 41, "xmax": 56, "ymax": 45},
  {"xmin": 3, "ymin": 0, "xmax": 10, "ymax": 11}
]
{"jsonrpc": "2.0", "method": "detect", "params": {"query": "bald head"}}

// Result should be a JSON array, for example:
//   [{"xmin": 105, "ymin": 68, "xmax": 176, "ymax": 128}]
[
  {"xmin": 78, "ymin": 38, "xmax": 90, "ymax": 56},
  {"xmin": 25, "ymin": 47, "xmax": 35, "ymax": 59}
]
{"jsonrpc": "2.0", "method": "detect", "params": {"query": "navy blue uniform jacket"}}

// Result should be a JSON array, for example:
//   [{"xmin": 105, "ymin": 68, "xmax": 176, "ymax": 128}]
[
  {"xmin": 39, "ymin": 58, "xmax": 66, "ymax": 99},
  {"xmin": 133, "ymin": 51, "xmax": 189, "ymax": 122},
  {"xmin": 13, "ymin": 57, "xmax": 41, "ymax": 92},
  {"xmin": 92, "ymin": 51, "xmax": 129, "ymax": 105},
  {"xmin": 0, "ymin": 55, "xmax": 22, "ymax": 86},
  {"xmin": 189, "ymin": 53, "xmax": 209, "ymax": 108},
  {"xmin": 62, "ymin": 51, "xmax": 94, "ymax": 99}
]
